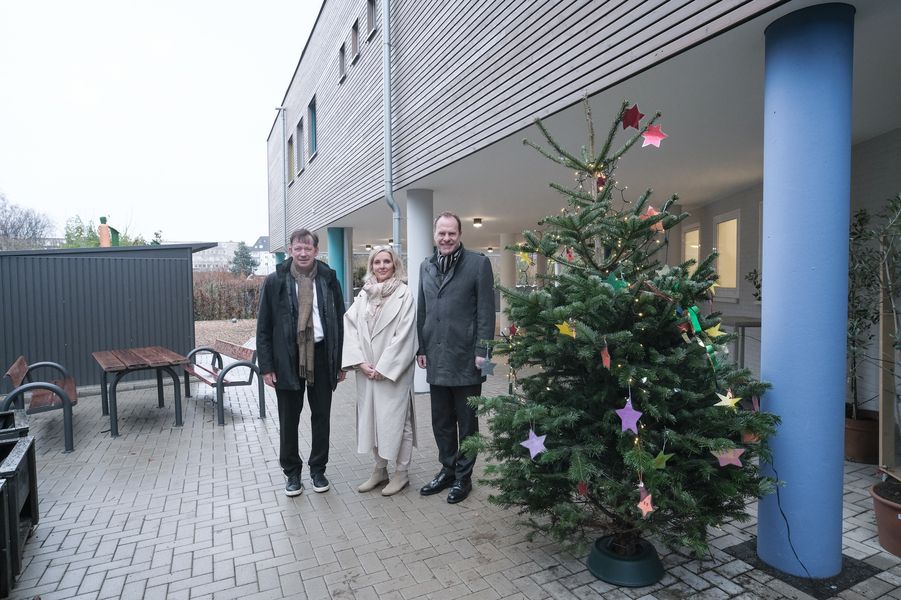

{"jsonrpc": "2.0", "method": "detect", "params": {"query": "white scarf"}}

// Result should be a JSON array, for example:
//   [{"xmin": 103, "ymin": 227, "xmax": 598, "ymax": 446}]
[{"xmin": 362, "ymin": 276, "xmax": 401, "ymax": 329}]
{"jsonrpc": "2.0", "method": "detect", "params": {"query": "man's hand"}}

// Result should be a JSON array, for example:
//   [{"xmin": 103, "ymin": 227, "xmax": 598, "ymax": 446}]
[
  {"xmin": 475, "ymin": 356, "xmax": 486, "ymax": 370},
  {"xmin": 337, "ymin": 370, "xmax": 347, "ymax": 382},
  {"xmin": 416, "ymin": 355, "xmax": 427, "ymax": 368},
  {"xmin": 263, "ymin": 372, "xmax": 277, "ymax": 387}
]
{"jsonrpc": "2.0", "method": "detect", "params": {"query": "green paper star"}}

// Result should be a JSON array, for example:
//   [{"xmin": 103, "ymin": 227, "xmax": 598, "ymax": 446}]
[
  {"xmin": 653, "ymin": 451, "xmax": 674, "ymax": 470},
  {"xmin": 606, "ymin": 272, "xmax": 628, "ymax": 290}
]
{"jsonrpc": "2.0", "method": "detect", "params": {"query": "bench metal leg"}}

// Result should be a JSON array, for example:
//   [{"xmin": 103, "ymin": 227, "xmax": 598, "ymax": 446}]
[
  {"xmin": 109, "ymin": 372, "xmax": 126, "ymax": 438},
  {"xmin": 62, "ymin": 398, "xmax": 74, "ymax": 453},
  {"xmin": 161, "ymin": 367, "xmax": 183, "ymax": 427},
  {"xmin": 156, "ymin": 369, "xmax": 165, "ymax": 408},
  {"xmin": 216, "ymin": 383, "xmax": 225, "ymax": 426},
  {"xmin": 100, "ymin": 371, "xmax": 109, "ymax": 416},
  {"xmin": 184, "ymin": 372, "xmax": 192, "ymax": 398},
  {"xmin": 258, "ymin": 374, "xmax": 266, "ymax": 419}
]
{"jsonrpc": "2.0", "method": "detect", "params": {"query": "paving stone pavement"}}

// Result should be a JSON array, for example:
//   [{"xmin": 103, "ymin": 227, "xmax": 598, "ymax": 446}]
[{"xmin": 6, "ymin": 366, "xmax": 901, "ymax": 599}]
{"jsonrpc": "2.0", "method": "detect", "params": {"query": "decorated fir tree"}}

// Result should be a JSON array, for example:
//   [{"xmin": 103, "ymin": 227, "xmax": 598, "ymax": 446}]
[{"xmin": 466, "ymin": 99, "xmax": 779, "ymax": 563}]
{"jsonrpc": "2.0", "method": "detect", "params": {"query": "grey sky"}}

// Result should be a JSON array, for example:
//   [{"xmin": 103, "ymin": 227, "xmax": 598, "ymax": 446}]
[{"xmin": 0, "ymin": 1, "xmax": 318, "ymax": 244}]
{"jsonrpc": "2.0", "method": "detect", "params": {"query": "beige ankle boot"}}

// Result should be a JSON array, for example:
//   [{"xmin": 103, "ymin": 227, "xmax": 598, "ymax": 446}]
[
  {"xmin": 381, "ymin": 471, "xmax": 409, "ymax": 496},
  {"xmin": 358, "ymin": 467, "xmax": 389, "ymax": 492}
]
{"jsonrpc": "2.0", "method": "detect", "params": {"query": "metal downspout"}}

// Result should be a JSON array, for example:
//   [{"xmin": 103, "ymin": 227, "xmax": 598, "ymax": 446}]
[
  {"xmin": 277, "ymin": 106, "xmax": 288, "ymax": 255},
  {"xmin": 381, "ymin": 0, "xmax": 402, "ymax": 256}
]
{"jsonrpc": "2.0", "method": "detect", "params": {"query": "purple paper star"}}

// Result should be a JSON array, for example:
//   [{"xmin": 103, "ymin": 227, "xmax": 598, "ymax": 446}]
[
  {"xmin": 616, "ymin": 399, "xmax": 642, "ymax": 434},
  {"xmin": 520, "ymin": 428, "xmax": 547, "ymax": 459}
]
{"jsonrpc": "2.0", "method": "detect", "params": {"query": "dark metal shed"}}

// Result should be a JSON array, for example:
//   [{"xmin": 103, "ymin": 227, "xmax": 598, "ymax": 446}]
[{"xmin": 0, "ymin": 243, "xmax": 215, "ymax": 389}]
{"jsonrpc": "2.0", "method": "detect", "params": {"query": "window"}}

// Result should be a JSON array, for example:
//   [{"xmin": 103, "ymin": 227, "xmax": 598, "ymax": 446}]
[
  {"xmin": 339, "ymin": 44, "xmax": 346, "ymax": 81},
  {"xmin": 367, "ymin": 0, "xmax": 376, "ymax": 35},
  {"xmin": 308, "ymin": 97, "xmax": 317, "ymax": 157},
  {"xmin": 682, "ymin": 226, "xmax": 700, "ymax": 275},
  {"xmin": 287, "ymin": 135, "xmax": 296, "ymax": 178},
  {"xmin": 713, "ymin": 211, "xmax": 740, "ymax": 298},
  {"xmin": 351, "ymin": 20, "xmax": 359, "ymax": 60},
  {"xmin": 294, "ymin": 119, "xmax": 304, "ymax": 173}
]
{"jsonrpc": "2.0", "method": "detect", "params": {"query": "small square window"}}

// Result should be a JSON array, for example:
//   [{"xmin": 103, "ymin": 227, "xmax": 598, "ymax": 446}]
[
  {"xmin": 351, "ymin": 20, "xmax": 359, "ymax": 60},
  {"xmin": 339, "ymin": 44, "xmax": 346, "ymax": 81}
]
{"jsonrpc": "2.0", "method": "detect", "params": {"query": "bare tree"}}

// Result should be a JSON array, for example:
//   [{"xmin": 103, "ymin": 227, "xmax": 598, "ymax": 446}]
[{"xmin": 0, "ymin": 193, "xmax": 54, "ymax": 250}]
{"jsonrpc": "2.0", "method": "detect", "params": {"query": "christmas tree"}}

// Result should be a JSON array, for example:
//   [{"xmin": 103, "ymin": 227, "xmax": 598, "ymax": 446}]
[{"xmin": 466, "ymin": 99, "xmax": 779, "ymax": 560}]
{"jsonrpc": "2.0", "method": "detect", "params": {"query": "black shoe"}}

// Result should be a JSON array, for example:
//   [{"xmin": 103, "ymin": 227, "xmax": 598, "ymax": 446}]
[
  {"xmin": 285, "ymin": 474, "xmax": 304, "ymax": 497},
  {"xmin": 311, "ymin": 472, "xmax": 330, "ymax": 493},
  {"xmin": 447, "ymin": 479, "xmax": 472, "ymax": 504},
  {"xmin": 420, "ymin": 469, "xmax": 454, "ymax": 496}
]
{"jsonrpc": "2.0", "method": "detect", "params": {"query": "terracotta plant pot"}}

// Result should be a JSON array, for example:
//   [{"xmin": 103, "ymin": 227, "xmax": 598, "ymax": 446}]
[
  {"xmin": 845, "ymin": 410, "xmax": 879, "ymax": 464},
  {"xmin": 871, "ymin": 483, "xmax": 901, "ymax": 557}
]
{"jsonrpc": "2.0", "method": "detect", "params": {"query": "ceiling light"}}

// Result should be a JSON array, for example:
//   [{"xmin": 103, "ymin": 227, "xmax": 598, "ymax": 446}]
[
  {"xmin": 473, "ymin": 218, "xmax": 483, "ymax": 228},
  {"xmin": 487, "ymin": 247, "xmax": 494, "ymax": 253},
  {"xmin": 365, "ymin": 244, "xmax": 372, "ymax": 251}
]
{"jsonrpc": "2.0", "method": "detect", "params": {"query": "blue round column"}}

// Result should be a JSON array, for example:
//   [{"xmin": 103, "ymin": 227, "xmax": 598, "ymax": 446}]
[
  {"xmin": 327, "ymin": 227, "xmax": 347, "ymax": 299},
  {"xmin": 758, "ymin": 3, "xmax": 854, "ymax": 578}
]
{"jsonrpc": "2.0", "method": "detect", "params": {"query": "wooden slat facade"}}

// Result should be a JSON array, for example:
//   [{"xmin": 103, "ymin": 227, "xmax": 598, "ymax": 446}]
[{"xmin": 267, "ymin": 0, "xmax": 787, "ymax": 248}]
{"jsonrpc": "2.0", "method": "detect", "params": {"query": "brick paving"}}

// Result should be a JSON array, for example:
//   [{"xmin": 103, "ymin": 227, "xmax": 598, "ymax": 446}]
[{"xmin": 6, "ymin": 364, "xmax": 901, "ymax": 599}]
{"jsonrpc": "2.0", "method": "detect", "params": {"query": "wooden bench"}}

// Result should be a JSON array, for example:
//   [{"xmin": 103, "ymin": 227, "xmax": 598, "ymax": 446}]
[
  {"xmin": 2, "ymin": 356, "xmax": 76, "ymax": 452},
  {"xmin": 183, "ymin": 339, "xmax": 266, "ymax": 426}
]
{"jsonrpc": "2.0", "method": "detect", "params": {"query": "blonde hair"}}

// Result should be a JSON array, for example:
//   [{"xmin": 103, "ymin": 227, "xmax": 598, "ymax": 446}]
[{"xmin": 366, "ymin": 245, "xmax": 406, "ymax": 282}]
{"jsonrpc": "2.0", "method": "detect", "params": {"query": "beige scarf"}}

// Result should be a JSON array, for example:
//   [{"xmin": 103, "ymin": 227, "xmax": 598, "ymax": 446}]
[
  {"xmin": 290, "ymin": 259, "xmax": 318, "ymax": 385},
  {"xmin": 362, "ymin": 276, "xmax": 401, "ymax": 330}
]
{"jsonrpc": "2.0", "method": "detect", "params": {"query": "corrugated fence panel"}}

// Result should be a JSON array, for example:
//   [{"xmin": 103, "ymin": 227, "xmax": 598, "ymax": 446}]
[{"xmin": 1, "ymin": 252, "xmax": 194, "ymax": 389}]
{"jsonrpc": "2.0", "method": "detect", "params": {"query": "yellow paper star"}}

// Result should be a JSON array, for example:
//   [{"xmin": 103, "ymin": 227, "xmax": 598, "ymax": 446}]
[
  {"xmin": 705, "ymin": 323, "xmax": 724, "ymax": 338},
  {"xmin": 652, "ymin": 451, "xmax": 674, "ymax": 470},
  {"xmin": 555, "ymin": 322, "xmax": 576, "ymax": 338},
  {"xmin": 517, "ymin": 251, "xmax": 533, "ymax": 265},
  {"xmin": 714, "ymin": 391, "xmax": 741, "ymax": 410},
  {"xmin": 708, "ymin": 281, "xmax": 720, "ymax": 295}
]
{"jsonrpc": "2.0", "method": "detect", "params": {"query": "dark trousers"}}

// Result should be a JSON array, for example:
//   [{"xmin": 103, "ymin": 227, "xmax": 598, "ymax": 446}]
[
  {"xmin": 430, "ymin": 384, "xmax": 481, "ymax": 480},
  {"xmin": 275, "ymin": 342, "xmax": 332, "ymax": 477}
]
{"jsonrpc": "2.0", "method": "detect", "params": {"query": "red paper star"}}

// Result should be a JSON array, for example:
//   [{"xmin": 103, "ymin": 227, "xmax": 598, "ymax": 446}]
[
  {"xmin": 596, "ymin": 173, "xmax": 607, "ymax": 188},
  {"xmin": 677, "ymin": 322, "xmax": 691, "ymax": 334},
  {"xmin": 577, "ymin": 481, "xmax": 588, "ymax": 497},
  {"xmin": 600, "ymin": 346, "xmax": 611, "ymax": 369},
  {"xmin": 639, "ymin": 206, "xmax": 664, "ymax": 232},
  {"xmin": 711, "ymin": 448, "xmax": 745, "ymax": 467},
  {"xmin": 623, "ymin": 104, "xmax": 644, "ymax": 130},
  {"xmin": 565, "ymin": 247, "xmax": 574, "ymax": 262},
  {"xmin": 509, "ymin": 323, "xmax": 518, "ymax": 337},
  {"xmin": 641, "ymin": 124, "xmax": 668, "ymax": 148}
]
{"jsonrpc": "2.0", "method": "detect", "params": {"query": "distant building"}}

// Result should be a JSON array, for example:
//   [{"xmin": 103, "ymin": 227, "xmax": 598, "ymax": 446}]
[{"xmin": 175, "ymin": 237, "xmax": 276, "ymax": 276}]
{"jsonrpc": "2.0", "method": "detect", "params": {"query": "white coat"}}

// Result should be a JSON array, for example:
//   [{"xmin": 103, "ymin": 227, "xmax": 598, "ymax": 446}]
[{"xmin": 342, "ymin": 282, "xmax": 418, "ymax": 460}]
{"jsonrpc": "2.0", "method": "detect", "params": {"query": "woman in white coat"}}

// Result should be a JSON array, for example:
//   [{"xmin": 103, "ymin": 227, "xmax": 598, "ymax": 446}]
[{"xmin": 342, "ymin": 246, "xmax": 417, "ymax": 495}]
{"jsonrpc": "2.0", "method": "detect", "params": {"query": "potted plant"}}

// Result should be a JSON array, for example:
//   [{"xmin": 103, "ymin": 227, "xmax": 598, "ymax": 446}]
[{"xmin": 467, "ymin": 100, "xmax": 779, "ymax": 585}]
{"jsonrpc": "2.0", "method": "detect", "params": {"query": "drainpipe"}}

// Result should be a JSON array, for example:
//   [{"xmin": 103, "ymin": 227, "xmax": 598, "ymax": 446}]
[
  {"xmin": 381, "ymin": 0, "xmax": 402, "ymax": 257},
  {"xmin": 276, "ymin": 106, "xmax": 288, "ymax": 261}
]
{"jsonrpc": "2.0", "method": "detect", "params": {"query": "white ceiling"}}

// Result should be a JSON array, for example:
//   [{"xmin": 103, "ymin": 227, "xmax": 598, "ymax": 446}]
[{"xmin": 324, "ymin": 0, "xmax": 901, "ymax": 254}]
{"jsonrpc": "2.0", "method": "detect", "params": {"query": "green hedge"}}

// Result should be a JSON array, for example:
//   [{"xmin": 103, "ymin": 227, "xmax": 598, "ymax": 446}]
[{"xmin": 193, "ymin": 272, "xmax": 262, "ymax": 321}]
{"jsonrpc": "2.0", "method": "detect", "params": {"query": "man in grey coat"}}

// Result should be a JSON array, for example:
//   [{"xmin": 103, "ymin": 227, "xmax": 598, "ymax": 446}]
[{"xmin": 416, "ymin": 212, "xmax": 495, "ymax": 503}]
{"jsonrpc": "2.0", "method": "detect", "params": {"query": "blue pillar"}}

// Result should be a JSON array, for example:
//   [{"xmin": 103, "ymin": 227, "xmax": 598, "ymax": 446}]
[
  {"xmin": 758, "ymin": 3, "xmax": 854, "ymax": 578},
  {"xmin": 327, "ymin": 227, "xmax": 347, "ymax": 299}
]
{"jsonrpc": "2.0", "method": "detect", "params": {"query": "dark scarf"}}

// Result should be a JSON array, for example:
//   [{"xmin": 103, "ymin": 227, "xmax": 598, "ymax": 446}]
[
  {"xmin": 437, "ymin": 244, "xmax": 464, "ymax": 274},
  {"xmin": 289, "ymin": 259, "xmax": 318, "ymax": 385}
]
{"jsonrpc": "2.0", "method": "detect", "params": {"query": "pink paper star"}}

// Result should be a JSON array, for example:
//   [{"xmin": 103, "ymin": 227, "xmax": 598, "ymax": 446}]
[
  {"xmin": 616, "ymin": 399, "xmax": 642, "ymax": 434},
  {"xmin": 638, "ymin": 494, "xmax": 654, "ymax": 517},
  {"xmin": 711, "ymin": 448, "xmax": 745, "ymax": 467},
  {"xmin": 639, "ymin": 206, "xmax": 664, "ymax": 232},
  {"xmin": 641, "ymin": 124, "xmax": 668, "ymax": 148},
  {"xmin": 600, "ymin": 346, "xmax": 611, "ymax": 370},
  {"xmin": 520, "ymin": 428, "xmax": 547, "ymax": 459},
  {"xmin": 623, "ymin": 104, "xmax": 644, "ymax": 130}
]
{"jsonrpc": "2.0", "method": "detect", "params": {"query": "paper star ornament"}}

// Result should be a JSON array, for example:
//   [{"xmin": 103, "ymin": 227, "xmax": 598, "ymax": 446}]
[
  {"xmin": 638, "ymin": 493, "xmax": 654, "ymax": 517},
  {"xmin": 480, "ymin": 360, "xmax": 496, "ymax": 375},
  {"xmin": 556, "ymin": 322, "xmax": 576, "ymax": 338},
  {"xmin": 652, "ymin": 451, "xmax": 674, "ymax": 470},
  {"xmin": 712, "ymin": 448, "xmax": 745, "ymax": 467},
  {"xmin": 517, "ymin": 251, "xmax": 532, "ymax": 265},
  {"xmin": 705, "ymin": 323, "xmax": 725, "ymax": 338},
  {"xmin": 565, "ymin": 247, "xmax": 574, "ymax": 261},
  {"xmin": 616, "ymin": 399, "xmax": 642, "ymax": 434},
  {"xmin": 605, "ymin": 272, "xmax": 628, "ymax": 290},
  {"xmin": 508, "ymin": 323, "xmax": 518, "ymax": 337},
  {"xmin": 623, "ymin": 104, "xmax": 644, "ymax": 130},
  {"xmin": 520, "ymin": 429, "xmax": 547, "ymax": 459},
  {"xmin": 641, "ymin": 124, "xmax": 668, "ymax": 148},
  {"xmin": 600, "ymin": 345, "xmax": 611, "ymax": 369},
  {"xmin": 708, "ymin": 280, "xmax": 720, "ymax": 295},
  {"xmin": 640, "ymin": 206, "xmax": 664, "ymax": 232},
  {"xmin": 596, "ymin": 173, "xmax": 607, "ymax": 188},
  {"xmin": 577, "ymin": 481, "xmax": 588, "ymax": 497},
  {"xmin": 714, "ymin": 390, "xmax": 741, "ymax": 410}
]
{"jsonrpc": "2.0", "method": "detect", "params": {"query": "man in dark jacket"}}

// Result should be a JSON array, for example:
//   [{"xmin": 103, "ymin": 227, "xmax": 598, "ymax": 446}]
[
  {"xmin": 416, "ymin": 212, "xmax": 495, "ymax": 503},
  {"xmin": 257, "ymin": 229, "xmax": 345, "ymax": 497}
]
